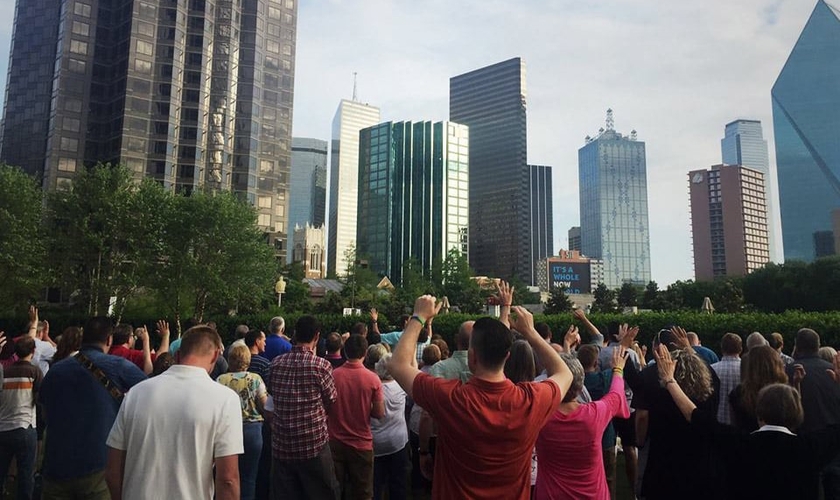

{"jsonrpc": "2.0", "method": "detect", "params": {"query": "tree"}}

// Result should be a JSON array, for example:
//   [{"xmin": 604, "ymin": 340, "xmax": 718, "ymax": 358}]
[
  {"xmin": 508, "ymin": 276, "xmax": 541, "ymax": 305},
  {"xmin": 543, "ymin": 286, "xmax": 572, "ymax": 315},
  {"xmin": 591, "ymin": 283, "xmax": 618, "ymax": 313},
  {"xmin": 275, "ymin": 261, "xmax": 312, "ymax": 313},
  {"xmin": 0, "ymin": 165, "xmax": 47, "ymax": 311},
  {"xmin": 617, "ymin": 283, "xmax": 640, "ymax": 308},
  {"xmin": 339, "ymin": 243, "xmax": 379, "ymax": 310},
  {"xmin": 435, "ymin": 249, "xmax": 484, "ymax": 314}
]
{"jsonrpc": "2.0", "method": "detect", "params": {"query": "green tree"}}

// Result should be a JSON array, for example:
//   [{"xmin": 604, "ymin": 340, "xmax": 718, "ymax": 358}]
[
  {"xmin": 508, "ymin": 276, "xmax": 541, "ymax": 305},
  {"xmin": 339, "ymin": 243, "xmax": 379, "ymax": 310},
  {"xmin": 436, "ymin": 249, "xmax": 484, "ymax": 314},
  {"xmin": 276, "ymin": 261, "xmax": 312, "ymax": 313},
  {"xmin": 591, "ymin": 283, "xmax": 618, "ymax": 313},
  {"xmin": 0, "ymin": 165, "xmax": 47, "ymax": 311},
  {"xmin": 543, "ymin": 286, "xmax": 572, "ymax": 315},
  {"xmin": 617, "ymin": 282, "xmax": 640, "ymax": 308}
]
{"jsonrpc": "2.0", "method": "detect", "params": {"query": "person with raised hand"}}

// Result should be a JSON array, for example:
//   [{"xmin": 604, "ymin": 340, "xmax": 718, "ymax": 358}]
[{"xmin": 388, "ymin": 293, "xmax": 571, "ymax": 500}]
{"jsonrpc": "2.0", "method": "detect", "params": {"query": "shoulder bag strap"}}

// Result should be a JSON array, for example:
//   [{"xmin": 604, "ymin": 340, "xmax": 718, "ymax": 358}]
[{"xmin": 74, "ymin": 352, "xmax": 125, "ymax": 403}]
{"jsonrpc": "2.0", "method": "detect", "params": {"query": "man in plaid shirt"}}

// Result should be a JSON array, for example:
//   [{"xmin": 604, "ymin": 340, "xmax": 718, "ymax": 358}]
[
  {"xmin": 269, "ymin": 315, "xmax": 339, "ymax": 500},
  {"xmin": 710, "ymin": 333, "xmax": 742, "ymax": 425}
]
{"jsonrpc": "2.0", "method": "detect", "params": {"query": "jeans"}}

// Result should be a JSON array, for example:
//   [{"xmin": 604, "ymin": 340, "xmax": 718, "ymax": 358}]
[
  {"xmin": 0, "ymin": 426, "xmax": 37, "ymax": 500},
  {"xmin": 374, "ymin": 445, "xmax": 410, "ymax": 500},
  {"xmin": 241, "ymin": 422, "xmax": 263, "ymax": 500},
  {"xmin": 271, "ymin": 445, "xmax": 339, "ymax": 500}
]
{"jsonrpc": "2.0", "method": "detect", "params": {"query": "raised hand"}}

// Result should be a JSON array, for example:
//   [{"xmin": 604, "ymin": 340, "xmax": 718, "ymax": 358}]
[
  {"xmin": 564, "ymin": 325, "xmax": 581, "ymax": 352},
  {"xmin": 28, "ymin": 305, "xmax": 38, "ymax": 327},
  {"xmin": 793, "ymin": 364, "xmax": 807, "ymax": 387},
  {"xmin": 156, "ymin": 320, "xmax": 170, "ymax": 338},
  {"xmin": 670, "ymin": 326, "xmax": 691, "ymax": 350},
  {"xmin": 495, "ymin": 280, "xmax": 514, "ymax": 307},
  {"xmin": 618, "ymin": 324, "xmax": 640, "ymax": 348},
  {"xmin": 370, "ymin": 308, "xmax": 379, "ymax": 323},
  {"xmin": 509, "ymin": 306, "xmax": 536, "ymax": 336},
  {"xmin": 413, "ymin": 295, "xmax": 441, "ymax": 320},
  {"xmin": 42, "ymin": 320, "xmax": 50, "ymax": 340},
  {"xmin": 828, "ymin": 353, "xmax": 840, "ymax": 384},
  {"xmin": 612, "ymin": 345, "xmax": 628, "ymax": 371},
  {"xmin": 572, "ymin": 308, "xmax": 587, "ymax": 322},
  {"xmin": 136, "ymin": 326, "xmax": 149, "ymax": 343},
  {"xmin": 653, "ymin": 344, "xmax": 676, "ymax": 383}
]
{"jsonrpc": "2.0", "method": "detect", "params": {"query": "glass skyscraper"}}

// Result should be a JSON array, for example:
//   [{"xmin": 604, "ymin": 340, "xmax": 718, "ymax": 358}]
[
  {"xmin": 288, "ymin": 138, "xmax": 327, "ymax": 262},
  {"xmin": 450, "ymin": 58, "xmax": 531, "ymax": 282},
  {"xmin": 721, "ymin": 119, "xmax": 778, "ymax": 261},
  {"xmin": 0, "ymin": 0, "xmax": 298, "ymax": 257},
  {"xmin": 529, "ymin": 165, "xmax": 554, "ymax": 285},
  {"xmin": 579, "ymin": 113, "xmax": 651, "ymax": 288},
  {"xmin": 327, "ymin": 99, "xmax": 380, "ymax": 276},
  {"xmin": 356, "ymin": 121, "xmax": 469, "ymax": 285},
  {"xmin": 772, "ymin": 0, "xmax": 840, "ymax": 262}
]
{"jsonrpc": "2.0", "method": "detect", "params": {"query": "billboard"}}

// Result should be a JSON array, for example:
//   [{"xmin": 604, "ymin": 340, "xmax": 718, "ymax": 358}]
[{"xmin": 548, "ymin": 260, "xmax": 592, "ymax": 294}]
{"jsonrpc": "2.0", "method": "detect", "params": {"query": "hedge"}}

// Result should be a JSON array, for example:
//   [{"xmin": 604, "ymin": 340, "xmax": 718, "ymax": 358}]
[{"xmin": 4, "ymin": 310, "xmax": 840, "ymax": 357}]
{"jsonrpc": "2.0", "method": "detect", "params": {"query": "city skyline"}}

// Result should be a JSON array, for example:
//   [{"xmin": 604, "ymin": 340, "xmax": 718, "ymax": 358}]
[{"xmin": 0, "ymin": 0, "xmax": 826, "ymax": 285}]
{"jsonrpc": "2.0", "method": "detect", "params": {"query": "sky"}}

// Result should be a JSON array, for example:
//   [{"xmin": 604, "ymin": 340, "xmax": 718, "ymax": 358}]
[{"xmin": 0, "ymin": 0, "xmax": 821, "ymax": 286}]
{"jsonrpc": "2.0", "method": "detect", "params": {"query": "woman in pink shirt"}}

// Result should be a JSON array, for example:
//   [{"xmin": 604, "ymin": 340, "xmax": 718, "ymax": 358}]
[{"xmin": 534, "ymin": 346, "xmax": 630, "ymax": 500}]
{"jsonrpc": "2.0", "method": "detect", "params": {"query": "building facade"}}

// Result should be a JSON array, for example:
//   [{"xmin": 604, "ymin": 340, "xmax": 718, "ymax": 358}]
[
  {"xmin": 356, "ymin": 121, "xmax": 469, "ymax": 285},
  {"xmin": 327, "ymin": 99, "xmax": 380, "ymax": 276},
  {"xmin": 568, "ymin": 226, "xmax": 582, "ymax": 252},
  {"xmin": 772, "ymin": 0, "xmax": 840, "ymax": 262},
  {"xmin": 536, "ymin": 250, "xmax": 604, "ymax": 294},
  {"xmin": 1, "ymin": 0, "xmax": 298, "ymax": 258},
  {"xmin": 292, "ymin": 223, "xmax": 326, "ymax": 279},
  {"xmin": 288, "ymin": 137, "xmax": 327, "ymax": 262},
  {"xmin": 450, "ymin": 58, "xmax": 531, "ymax": 283},
  {"xmin": 529, "ymin": 165, "xmax": 554, "ymax": 285},
  {"xmin": 578, "ymin": 111, "xmax": 651, "ymax": 288},
  {"xmin": 721, "ymin": 119, "xmax": 778, "ymax": 261},
  {"xmin": 689, "ymin": 164, "xmax": 770, "ymax": 280}
]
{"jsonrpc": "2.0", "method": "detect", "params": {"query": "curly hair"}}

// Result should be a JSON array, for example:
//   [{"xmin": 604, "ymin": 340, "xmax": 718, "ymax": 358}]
[
  {"xmin": 741, "ymin": 345, "xmax": 788, "ymax": 413},
  {"xmin": 673, "ymin": 348, "xmax": 714, "ymax": 403}
]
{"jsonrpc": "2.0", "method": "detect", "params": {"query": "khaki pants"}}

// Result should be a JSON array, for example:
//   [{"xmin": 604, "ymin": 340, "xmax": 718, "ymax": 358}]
[
  {"xmin": 42, "ymin": 470, "xmax": 110, "ymax": 500},
  {"xmin": 330, "ymin": 439, "xmax": 374, "ymax": 500}
]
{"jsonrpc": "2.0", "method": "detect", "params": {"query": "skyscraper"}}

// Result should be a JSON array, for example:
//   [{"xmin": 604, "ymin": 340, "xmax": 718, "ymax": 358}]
[
  {"xmin": 356, "ymin": 121, "xmax": 469, "ymax": 285},
  {"xmin": 568, "ymin": 227, "xmax": 582, "ymax": 252},
  {"xmin": 327, "ymin": 99, "xmax": 380, "ymax": 276},
  {"xmin": 579, "ymin": 110, "xmax": 651, "ymax": 288},
  {"xmin": 689, "ymin": 164, "xmax": 770, "ymax": 280},
  {"xmin": 721, "ymin": 119, "xmax": 778, "ymax": 260},
  {"xmin": 772, "ymin": 0, "xmax": 840, "ymax": 262},
  {"xmin": 288, "ymin": 138, "xmax": 327, "ymax": 262},
  {"xmin": 450, "ymin": 58, "xmax": 530, "ymax": 282},
  {"xmin": 0, "ymin": 0, "xmax": 298, "ymax": 257},
  {"xmin": 529, "ymin": 165, "xmax": 554, "ymax": 285}
]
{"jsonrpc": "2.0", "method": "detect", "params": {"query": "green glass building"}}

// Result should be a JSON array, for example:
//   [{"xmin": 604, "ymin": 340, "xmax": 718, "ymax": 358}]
[{"xmin": 357, "ymin": 121, "xmax": 469, "ymax": 285}]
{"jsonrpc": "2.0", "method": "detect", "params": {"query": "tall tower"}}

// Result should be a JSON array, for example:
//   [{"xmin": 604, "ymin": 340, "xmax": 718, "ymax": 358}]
[
  {"xmin": 288, "ymin": 138, "xmax": 327, "ymax": 262},
  {"xmin": 721, "ymin": 119, "xmax": 777, "ymax": 260},
  {"xmin": 689, "ymin": 165, "xmax": 770, "ymax": 280},
  {"xmin": 356, "ymin": 121, "xmax": 469, "ymax": 285},
  {"xmin": 0, "ymin": 0, "xmax": 297, "ymax": 257},
  {"xmin": 529, "ymin": 165, "xmax": 554, "ymax": 285},
  {"xmin": 772, "ymin": 0, "xmax": 840, "ymax": 262},
  {"xmin": 450, "ymin": 58, "xmax": 530, "ymax": 282},
  {"xmin": 327, "ymin": 99, "xmax": 380, "ymax": 277},
  {"xmin": 579, "ymin": 111, "xmax": 651, "ymax": 288}
]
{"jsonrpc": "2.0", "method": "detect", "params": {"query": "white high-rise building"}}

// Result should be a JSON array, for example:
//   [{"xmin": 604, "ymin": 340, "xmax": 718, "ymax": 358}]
[
  {"xmin": 721, "ymin": 119, "xmax": 779, "ymax": 261},
  {"xmin": 327, "ymin": 99, "xmax": 380, "ymax": 276}
]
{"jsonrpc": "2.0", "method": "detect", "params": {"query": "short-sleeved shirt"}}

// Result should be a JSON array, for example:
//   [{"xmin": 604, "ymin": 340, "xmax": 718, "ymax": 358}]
[
  {"xmin": 109, "ymin": 345, "xmax": 155, "ymax": 372},
  {"xmin": 264, "ymin": 335, "xmax": 292, "ymax": 361},
  {"xmin": 217, "ymin": 371, "xmax": 268, "ymax": 422},
  {"xmin": 0, "ymin": 360, "xmax": 43, "ymax": 431},
  {"xmin": 270, "ymin": 345, "xmax": 336, "ymax": 460},
  {"xmin": 380, "ymin": 330, "xmax": 430, "ymax": 364},
  {"xmin": 107, "ymin": 365, "xmax": 243, "ymax": 500},
  {"xmin": 371, "ymin": 380, "xmax": 408, "ymax": 457},
  {"xmin": 33, "ymin": 339, "xmax": 56, "ymax": 376},
  {"xmin": 535, "ymin": 375, "xmax": 629, "ymax": 499},
  {"xmin": 248, "ymin": 354, "xmax": 271, "ymax": 386},
  {"xmin": 328, "ymin": 361, "xmax": 383, "ymax": 450},
  {"xmin": 39, "ymin": 346, "xmax": 147, "ymax": 481},
  {"xmin": 412, "ymin": 373, "xmax": 562, "ymax": 500},
  {"xmin": 428, "ymin": 350, "xmax": 470, "ymax": 383},
  {"xmin": 711, "ymin": 356, "xmax": 740, "ymax": 425}
]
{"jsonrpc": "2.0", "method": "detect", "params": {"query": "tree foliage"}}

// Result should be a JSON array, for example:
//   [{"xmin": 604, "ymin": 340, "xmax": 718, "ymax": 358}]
[
  {"xmin": 617, "ymin": 283, "xmax": 640, "ymax": 308},
  {"xmin": 591, "ymin": 283, "xmax": 618, "ymax": 313},
  {"xmin": 543, "ymin": 286, "xmax": 572, "ymax": 315}
]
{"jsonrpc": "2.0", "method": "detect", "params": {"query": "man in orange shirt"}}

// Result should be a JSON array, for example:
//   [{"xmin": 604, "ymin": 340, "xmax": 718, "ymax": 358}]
[
  {"xmin": 389, "ymin": 289, "xmax": 573, "ymax": 500},
  {"xmin": 328, "ymin": 334, "xmax": 385, "ymax": 499}
]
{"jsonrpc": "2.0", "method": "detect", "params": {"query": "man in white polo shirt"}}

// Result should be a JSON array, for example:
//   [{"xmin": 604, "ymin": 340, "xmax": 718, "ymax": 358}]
[{"xmin": 105, "ymin": 326, "xmax": 243, "ymax": 500}]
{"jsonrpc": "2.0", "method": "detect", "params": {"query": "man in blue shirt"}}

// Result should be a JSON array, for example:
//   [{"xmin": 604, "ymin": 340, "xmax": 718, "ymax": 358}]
[
  {"xmin": 39, "ymin": 317, "xmax": 146, "ymax": 499},
  {"xmin": 264, "ymin": 316, "xmax": 292, "ymax": 361}
]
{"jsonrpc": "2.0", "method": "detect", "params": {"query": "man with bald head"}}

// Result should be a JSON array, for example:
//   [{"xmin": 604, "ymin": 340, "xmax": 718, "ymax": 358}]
[{"xmin": 106, "ymin": 326, "xmax": 243, "ymax": 500}]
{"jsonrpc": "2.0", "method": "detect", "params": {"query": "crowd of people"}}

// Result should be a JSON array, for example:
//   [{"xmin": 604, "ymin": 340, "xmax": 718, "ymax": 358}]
[{"xmin": 1, "ymin": 281, "xmax": 840, "ymax": 499}]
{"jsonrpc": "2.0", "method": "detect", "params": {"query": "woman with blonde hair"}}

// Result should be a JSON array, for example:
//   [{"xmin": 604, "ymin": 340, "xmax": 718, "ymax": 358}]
[
  {"xmin": 216, "ymin": 344, "xmax": 267, "ymax": 500},
  {"xmin": 730, "ymin": 345, "xmax": 788, "ymax": 432}
]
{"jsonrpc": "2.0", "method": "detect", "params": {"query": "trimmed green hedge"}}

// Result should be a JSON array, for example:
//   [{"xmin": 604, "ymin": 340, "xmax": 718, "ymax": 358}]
[{"xmin": 4, "ymin": 310, "xmax": 840, "ymax": 356}]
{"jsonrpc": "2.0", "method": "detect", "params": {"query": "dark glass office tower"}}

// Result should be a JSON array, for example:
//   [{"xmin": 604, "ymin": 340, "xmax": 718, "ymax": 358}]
[
  {"xmin": 772, "ymin": 0, "xmax": 840, "ymax": 262},
  {"xmin": 450, "ymin": 58, "xmax": 530, "ymax": 282},
  {"xmin": 287, "ymin": 137, "xmax": 327, "ymax": 262},
  {"xmin": 357, "ymin": 121, "xmax": 469, "ymax": 285},
  {"xmin": 529, "ymin": 165, "xmax": 554, "ymax": 285},
  {"xmin": 0, "ymin": 0, "xmax": 297, "ymax": 257}
]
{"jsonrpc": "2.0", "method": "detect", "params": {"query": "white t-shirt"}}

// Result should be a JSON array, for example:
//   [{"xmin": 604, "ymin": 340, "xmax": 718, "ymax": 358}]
[
  {"xmin": 371, "ymin": 380, "xmax": 408, "ymax": 457},
  {"xmin": 107, "ymin": 364, "xmax": 244, "ymax": 500},
  {"xmin": 33, "ymin": 339, "xmax": 56, "ymax": 376}
]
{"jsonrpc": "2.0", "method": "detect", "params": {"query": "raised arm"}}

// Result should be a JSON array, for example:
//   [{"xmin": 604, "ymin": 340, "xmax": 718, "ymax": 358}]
[
  {"xmin": 654, "ymin": 344, "xmax": 695, "ymax": 422},
  {"xmin": 511, "ymin": 306, "xmax": 573, "ymax": 396},
  {"xmin": 370, "ymin": 308, "xmax": 381, "ymax": 336},
  {"xmin": 573, "ymin": 308, "xmax": 602, "ymax": 342},
  {"xmin": 155, "ymin": 320, "xmax": 171, "ymax": 355},
  {"xmin": 26, "ymin": 306, "xmax": 38, "ymax": 339},
  {"xmin": 391, "ymin": 296, "xmax": 441, "ymax": 398},
  {"xmin": 136, "ymin": 327, "xmax": 153, "ymax": 375},
  {"xmin": 496, "ymin": 281, "xmax": 514, "ymax": 328}
]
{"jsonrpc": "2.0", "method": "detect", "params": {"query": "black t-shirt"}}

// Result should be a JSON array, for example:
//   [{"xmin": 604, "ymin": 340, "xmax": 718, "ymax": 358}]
[{"xmin": 633, "ymin": 361, "xmax": 721, "ymax": 500}]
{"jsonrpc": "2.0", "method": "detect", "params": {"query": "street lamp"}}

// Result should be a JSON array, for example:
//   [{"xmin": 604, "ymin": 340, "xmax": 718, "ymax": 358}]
[{"xmin": 275, "ymin": 277, "xmax": 287, "ymax": 308}]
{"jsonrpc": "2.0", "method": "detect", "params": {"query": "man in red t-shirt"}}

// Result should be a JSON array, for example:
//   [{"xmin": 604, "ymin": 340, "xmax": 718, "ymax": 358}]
[
  {"xmin": 390, "ymin": 289, "xmax": 573, "ymax": 500},
  {"xmin": 108, "ymin": 321, "xmax": 170, "ymax": 375},
  {"xmin": 328, "ymin": 334, "xmax": 385, "ymax": 499}
]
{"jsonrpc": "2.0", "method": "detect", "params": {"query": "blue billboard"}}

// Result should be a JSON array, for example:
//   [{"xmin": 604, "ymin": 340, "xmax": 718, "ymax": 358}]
[{"xmin": 548, "ymin": 261, "xmax": 591, "ymax": 294}]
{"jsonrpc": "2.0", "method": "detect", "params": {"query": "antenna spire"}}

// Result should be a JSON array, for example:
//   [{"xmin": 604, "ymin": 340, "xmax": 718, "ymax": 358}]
[
  {"xmin": 352, "ymin": 72, "xmax": 358, "ymax": 101},
  {"xmin": 606, "ymin": 108, "xmax": 614, "ymax": 131}
]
